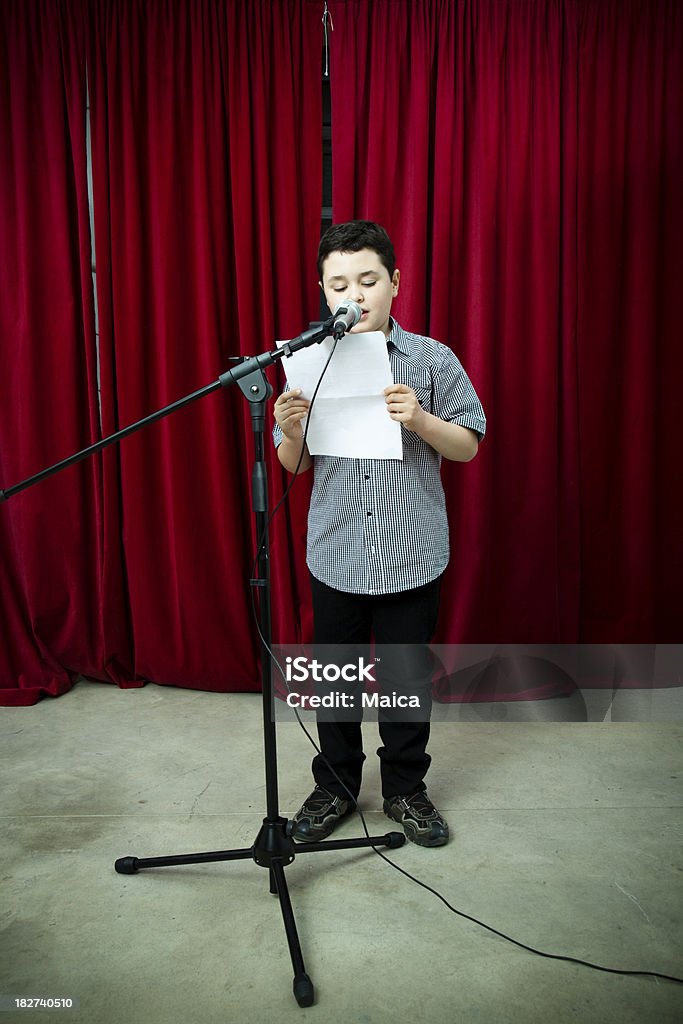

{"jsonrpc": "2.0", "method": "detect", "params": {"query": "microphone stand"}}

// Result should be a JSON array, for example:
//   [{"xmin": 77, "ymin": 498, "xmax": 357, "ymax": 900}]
[{"xmin": 0, "ymin": 319, "xmax": 405, "ymax": 1009}]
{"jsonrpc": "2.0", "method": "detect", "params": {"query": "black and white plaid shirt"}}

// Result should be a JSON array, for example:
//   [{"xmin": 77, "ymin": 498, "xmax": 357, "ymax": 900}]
[{"xmin": 273, "ymin": 319, "xmax": 486, "ymax": 595}]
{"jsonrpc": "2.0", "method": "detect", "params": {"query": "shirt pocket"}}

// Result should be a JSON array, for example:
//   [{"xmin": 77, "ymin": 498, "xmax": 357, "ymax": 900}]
[{"xmin": 392, "ymin": 365, "xmax": 433, "ymax": 414}]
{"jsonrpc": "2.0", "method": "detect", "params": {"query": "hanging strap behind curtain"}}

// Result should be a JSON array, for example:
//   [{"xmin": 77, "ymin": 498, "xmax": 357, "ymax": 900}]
[
  {"xmin": 0, "ymin": 1, "xmax": 106, "ymax": 706},
  {"xmin": 86, "ymin": 0, "xmax": 322, "ymax": 691}
]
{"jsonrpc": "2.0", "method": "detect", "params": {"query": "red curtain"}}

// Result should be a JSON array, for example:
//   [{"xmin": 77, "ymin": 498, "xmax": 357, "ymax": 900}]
[
  {"xmin": 86, "ymin": 0, "xmax": 321, "ymax": 692},
  {"xmin": 2, "ymin": 2, "xmax": 680, "ymax": 707},
  {"xmin": 328, "ymin": 0, "xmax": 683, "ymax": 642},
  {"xmin": 0, "ymin": 2, "xmax": 106, "ymax": 705},
  {"xmin": 0, "ymin": 0, "xmax": 321, "ymax": 704}
]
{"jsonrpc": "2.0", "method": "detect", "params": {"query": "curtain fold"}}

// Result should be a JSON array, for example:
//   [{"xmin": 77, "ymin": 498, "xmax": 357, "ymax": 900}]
[
  {"xmin": 0, "ymin": 1, "xmax": 105, "ymax": 705},
  {"xmin": 329, "ymin": 0, "xmax": 683, "ymax": 641},
  {"xmin": 86, "ymin": 0, "xmax": 322, "ymax": 691},
  {"xmin": 574, "ymin": 0, "xmax": 683, "ymax": 639}
]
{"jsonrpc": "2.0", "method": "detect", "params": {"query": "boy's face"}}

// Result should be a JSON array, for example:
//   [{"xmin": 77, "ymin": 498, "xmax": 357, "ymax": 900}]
[{"xmin": 319, "ymin": 248, "xmax": 400, "ymax": 337}]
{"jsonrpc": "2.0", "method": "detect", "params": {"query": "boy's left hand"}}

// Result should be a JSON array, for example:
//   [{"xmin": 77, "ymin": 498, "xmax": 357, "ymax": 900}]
[{"xmin": 384, "ymin": 384, "xmax": 427, "ymax": 431}]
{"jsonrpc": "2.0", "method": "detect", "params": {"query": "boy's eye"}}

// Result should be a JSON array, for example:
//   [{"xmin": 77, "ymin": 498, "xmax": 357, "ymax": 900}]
[{"xmin": 331, "ymin": 280, "xmax": 376, "ymax": 292}]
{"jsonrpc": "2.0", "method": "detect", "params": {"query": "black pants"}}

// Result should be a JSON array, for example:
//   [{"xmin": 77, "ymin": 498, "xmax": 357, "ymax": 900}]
[{"xmin": 310, "ymin": 572, "xmax": 441, "ymax": 800}]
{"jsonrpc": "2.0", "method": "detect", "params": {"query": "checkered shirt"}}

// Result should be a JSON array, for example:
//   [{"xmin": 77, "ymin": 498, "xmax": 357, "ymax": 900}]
[{"xmin": 272, "ymin": 320, "xmax": 486, "ymax": 595}]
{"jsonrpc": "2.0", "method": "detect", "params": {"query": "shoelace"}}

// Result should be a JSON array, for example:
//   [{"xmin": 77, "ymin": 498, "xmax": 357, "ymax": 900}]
[
  {"xmin": 399, "ymin": 794, "xmax": 438, "ymax": 819},
  {"xmin": 305, "ymin": 787, "xmax": 339, "ymax": 812}
]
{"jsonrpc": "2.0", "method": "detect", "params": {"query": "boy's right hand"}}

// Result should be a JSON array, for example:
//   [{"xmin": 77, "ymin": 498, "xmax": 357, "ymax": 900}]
[{"xmin": 274, "ymin": 388, "xmax": 311, "ymax": 440}]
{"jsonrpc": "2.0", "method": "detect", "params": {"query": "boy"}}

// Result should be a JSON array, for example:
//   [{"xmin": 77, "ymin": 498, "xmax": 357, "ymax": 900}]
[{"xmin": 273, "ymin": 221, "xmax": 485, "ymax": 847}]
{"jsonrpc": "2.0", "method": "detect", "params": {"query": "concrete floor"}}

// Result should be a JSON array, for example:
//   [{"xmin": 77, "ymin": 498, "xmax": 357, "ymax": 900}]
[{"xmin": 1, "ymin": 678, "xmax": 682, "ymax": 1024}]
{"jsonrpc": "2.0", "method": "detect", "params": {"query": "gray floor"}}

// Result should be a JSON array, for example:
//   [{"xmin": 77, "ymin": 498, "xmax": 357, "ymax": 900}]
[{"xmin": 2, "ymin": 679, "xmax": 682, "ymax": 1024}]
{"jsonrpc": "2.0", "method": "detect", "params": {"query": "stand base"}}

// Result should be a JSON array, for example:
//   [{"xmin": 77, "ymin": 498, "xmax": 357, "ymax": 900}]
[
  {"xmin": 293, "ymin": 973, "xmax": 314, "ymax": 1008},
  {"xmin": 115, "ymin": 816, "xmax": 405, "ymax": 1008}
]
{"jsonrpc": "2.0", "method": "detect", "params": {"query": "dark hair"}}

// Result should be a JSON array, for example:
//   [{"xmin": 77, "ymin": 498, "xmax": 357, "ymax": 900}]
[{"xmin": 317, "ymin": 220, "xmax": 396, "ymax": 280}]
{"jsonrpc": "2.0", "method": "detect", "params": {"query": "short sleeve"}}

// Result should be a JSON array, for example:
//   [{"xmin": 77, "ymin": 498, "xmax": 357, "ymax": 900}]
[{"xmin": 431, "ymin": 344, "xmax": 486, "ymax": 441}]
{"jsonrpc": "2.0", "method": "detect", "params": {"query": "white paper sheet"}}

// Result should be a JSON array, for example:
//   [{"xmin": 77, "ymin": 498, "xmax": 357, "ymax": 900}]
[{"xmin": 277, "ymin": 332, "xmax": 403, "ymax": 460}]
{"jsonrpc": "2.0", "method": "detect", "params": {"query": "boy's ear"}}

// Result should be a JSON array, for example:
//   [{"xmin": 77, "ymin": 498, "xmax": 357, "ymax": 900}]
[{"xmin": 392, "ymin": 269, "xmax": 400, "ymax": 296}]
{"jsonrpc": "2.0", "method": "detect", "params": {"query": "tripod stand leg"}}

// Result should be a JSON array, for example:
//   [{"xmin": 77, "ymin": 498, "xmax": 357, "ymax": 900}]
[{"xmin": 270, "ymin": 860, "xmax": 314, "ymax": 1007}]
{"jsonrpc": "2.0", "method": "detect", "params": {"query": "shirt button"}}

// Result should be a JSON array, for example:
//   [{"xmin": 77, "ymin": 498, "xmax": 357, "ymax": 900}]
[
  {"xmin": 367, "ymin": 511, "xmax": 372, "ymax": 516},
  {"xmin": 364, "ymin": 475, "xmax": 370, "ymax": 480}
]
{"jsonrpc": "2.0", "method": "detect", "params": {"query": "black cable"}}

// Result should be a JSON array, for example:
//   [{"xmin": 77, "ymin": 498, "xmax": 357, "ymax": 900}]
[
  {"xmin": 247, "ymin": 336, "xmax": 683, "ymax": 989},
  {"xmin": 260, "ymin": 633, "xmax": 683, "ymax": 987}
]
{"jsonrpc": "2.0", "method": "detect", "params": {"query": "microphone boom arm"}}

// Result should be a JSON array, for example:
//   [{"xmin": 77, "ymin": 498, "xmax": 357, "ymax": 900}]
[{"xmin": 0, "ymin": 317, "xmax": 335, "ymax": 503}]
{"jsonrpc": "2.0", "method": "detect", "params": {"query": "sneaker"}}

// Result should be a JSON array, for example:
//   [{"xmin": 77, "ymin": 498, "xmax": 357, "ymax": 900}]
[
  {"xmin": 383, "ymin": 790, "xmax": 450, "ymax": 847},
  {"xmin": 289, "ymin": 785, "xmax": 353, "ymax": 843}
]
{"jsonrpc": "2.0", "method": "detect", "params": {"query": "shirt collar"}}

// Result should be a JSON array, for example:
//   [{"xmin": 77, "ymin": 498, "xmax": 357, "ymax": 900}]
[{"xmin": 386, "ymin": 318, "xmax": 412, "ymax": 356}]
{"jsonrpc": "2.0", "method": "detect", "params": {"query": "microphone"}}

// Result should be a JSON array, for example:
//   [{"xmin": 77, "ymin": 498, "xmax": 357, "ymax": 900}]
[{"xmin": 331, "ymin": 299, "xmax": 362, "ymax": 338}]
